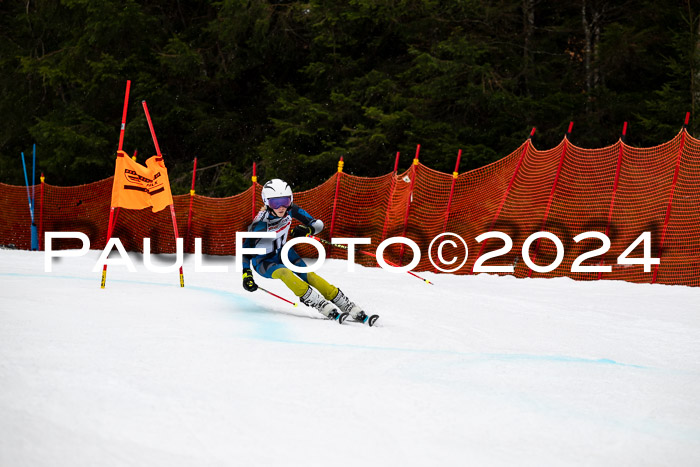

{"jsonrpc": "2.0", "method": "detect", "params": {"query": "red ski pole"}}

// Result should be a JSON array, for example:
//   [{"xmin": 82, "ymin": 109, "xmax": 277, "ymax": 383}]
[{"xmin": 258, "ymin": 286, "xmax": 298, "ymax": 307}]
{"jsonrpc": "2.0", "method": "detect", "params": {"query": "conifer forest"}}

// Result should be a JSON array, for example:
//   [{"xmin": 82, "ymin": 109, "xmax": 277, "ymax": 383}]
[{"xmin": 1, "ymin": 1, "xmax": 698, "ymax": 195}]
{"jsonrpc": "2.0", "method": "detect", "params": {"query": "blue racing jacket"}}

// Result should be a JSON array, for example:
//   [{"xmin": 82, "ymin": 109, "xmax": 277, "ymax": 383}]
[{"xmin": 241, "ymin": 204, "xmax": 323, "ymax": 269}]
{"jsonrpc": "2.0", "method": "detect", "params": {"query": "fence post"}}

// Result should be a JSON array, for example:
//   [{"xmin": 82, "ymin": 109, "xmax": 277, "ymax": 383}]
[
  {"xmin": 434, "ymin": 149, "xmax": 463, "ymax": 273},
  {"xmin": 598, "ymin": 122, "xmax": 627, "ymax": 279},
  {"xmin": 471, "ymin": 128, "xmax": 535, "ymax": 274},
  {"xmin": 441, "ymin": 149, "xmax": 462, "ymax": 234},
  {"xmin": 399, "ymin": 145, "xmax": 420, "ymax": 265},
  {"xmin": 251, "ymin": 162, "xmax": 258, "ymax": 219},
  {"xmin": 527, "ymin": 122, "xmax": 573, "ymax": 278},
  {"xmin": 186, "ymin": 157, "xmax": 197, "ymax": 253},
  {"xmin": 652, "ymin": 112, "xmax": 690, "ymax": 284},
  {"xmin": 329, "ymin": 157, "xmax": 344, "ymax": 248},
  {"xmin": 380, "ymin": 152, "xmax": 401, "ymax": 245}
]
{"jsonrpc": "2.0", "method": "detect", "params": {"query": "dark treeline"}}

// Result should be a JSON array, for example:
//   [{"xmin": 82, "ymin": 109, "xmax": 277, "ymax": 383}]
[{"xmin": 1, "ymin": 0, "xmax": 698, "ymax": 195}]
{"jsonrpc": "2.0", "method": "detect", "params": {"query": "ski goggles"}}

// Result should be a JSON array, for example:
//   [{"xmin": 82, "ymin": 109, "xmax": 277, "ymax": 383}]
[{"xmin": 268, "ymin": 196, "xmax": 292, "ymax": 209}]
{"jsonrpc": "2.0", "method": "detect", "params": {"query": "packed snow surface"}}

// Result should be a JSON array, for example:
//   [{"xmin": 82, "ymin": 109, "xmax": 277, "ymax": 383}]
[{"xmin": 1, "ymin": 249, "xmax": 699, "ymax": 466}]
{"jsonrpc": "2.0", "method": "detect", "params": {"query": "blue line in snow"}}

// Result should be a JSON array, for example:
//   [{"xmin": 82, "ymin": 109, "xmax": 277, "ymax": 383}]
[
  {"xmin": 259, "ymin": 337, "xmax": 650, "ymax": 369},
  {"xmin": 0, "ymin": 271, "xmax": 291, "ymax": 342},
  {"xmin": 0, "ymin": 272, "xmax": 651, "ymax": 370}
]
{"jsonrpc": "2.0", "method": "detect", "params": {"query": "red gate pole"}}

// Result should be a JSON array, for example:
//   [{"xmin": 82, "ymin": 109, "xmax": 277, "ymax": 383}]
[
  {"xmin": 398, "ymin": 144, "xmax": 420, "ymax": 265},
  {"xmin": 102, "ymin": 80, "xmax": 131, "ymax": 289},
  {"xmin": 39, "ymin": 173, "xmax": 44, "ymax": 251},
  {"xmin": 117, "ymin": 81, "xmax": 130, "ymax": 151},
  {"xmin": 142, "ymin": 100, "xmax": 185, "ymax": 287},
  {"xmin": 112, "ymin": 149, "xmax": 138, "ymax": 231},
  {"xmin": 598, "ymin": 122, "xmax": 628, "ymax": 279},
  {"xmin": 185, "ymin": 157, "xmax": 198, "ymax": 253},
  {"xmin": 112, "ymin": 207, "xmax": 121, "ymax": 232},
  {"xmin": 471, "ymin": 128, "xmax": 535, "ymax": 274},
  {"xmin": 328, "ymin": 157, "xmax": 344, "ymax": 256},
  {"xmin": 393, "ymin": 151, "xmax": 400, "ymax": 173},
  {"xmin": 528, "ymin": 122, "xmax": 573, "ymax": 278},
  {"xmin": 652, "ymin": 112, "xmax": 690, "ymax": 284}
]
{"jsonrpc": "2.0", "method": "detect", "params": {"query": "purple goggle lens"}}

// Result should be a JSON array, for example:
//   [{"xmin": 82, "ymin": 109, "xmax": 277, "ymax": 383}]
[{"xmin": 268, "ymin": 196, "xmax": 292, "ymax": 209}]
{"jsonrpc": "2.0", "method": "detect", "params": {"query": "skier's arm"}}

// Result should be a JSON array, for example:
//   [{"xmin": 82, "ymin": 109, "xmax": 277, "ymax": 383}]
[
  {"xmin": 241, "ymin": 220, "xmax": 266, "ymax": 274},
  {"xmin": 289, "ymin": 204, "xmax": 323, "ymax": 238}
]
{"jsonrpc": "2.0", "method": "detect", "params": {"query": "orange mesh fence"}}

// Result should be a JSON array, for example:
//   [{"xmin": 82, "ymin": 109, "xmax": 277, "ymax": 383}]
[
  {"xmin": 321, "ymin": 171, "xmax": 399, "ymax": 267},
  {"xmin": 0, "ymin": 182, "xmax": 37, "ymax": 250},
  {"xmin": 288, "ymin": 176, "xmax": 337, "ymax": 260},
  {"xmin": 524, "ymin": 140, "xmax": 620, "ymax": 281},
  {"xmin": 1, "ymin": 131, "xmax": 698, "ymax": 287},
  {"xmin": 457, "ymin": 142, "xmax": 536, "ymax": 274},
  {"xmin": 402, "ymin": 163, "xmax": 454, "ymax": 270},
  {"xmin": 653, "ymin": 132, "xmax": 700, "ymax": 286},
  {"xmin": 369, "ymin": 168, "xmax": 413, "ymax": 266},
  {"xmin": 605, "ymin": 134, "xmax": 684, "ymax": 284},
  {"xmin": 184, "ymin": 187, "xmax": 257, "ymax": 255},
  {"xmin": 43, "ymin": 179, "xmax": 113, "ymax": 251},
  {"xmin": 493, "ymin": 140, "xmax": 568, "ymax": 277}
]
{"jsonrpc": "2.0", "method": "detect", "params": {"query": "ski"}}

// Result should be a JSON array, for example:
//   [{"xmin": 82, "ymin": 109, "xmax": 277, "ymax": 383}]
[
  {"xmin": 329, "ymin": 311, "xmax": 378, "ymax": 326},
  {"xmin": 348, "ymin": 312, "xmax": 379, "ymax": 326},
  {"xmin": 326, "ymin": 309, "xmax": 378, "ymax": 326},
  {"xmin": 328, "ymin": 310, "xmax": 350, "ymax": 324}
]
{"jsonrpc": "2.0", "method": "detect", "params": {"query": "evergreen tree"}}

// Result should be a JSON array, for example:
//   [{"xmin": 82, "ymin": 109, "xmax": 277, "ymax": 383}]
[{"xmin": 0, "ymin": 1, "xmax": 697, "ymax": 192}]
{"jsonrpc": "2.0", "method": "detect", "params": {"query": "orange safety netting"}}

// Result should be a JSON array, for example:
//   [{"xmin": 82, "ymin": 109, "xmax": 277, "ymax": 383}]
[{"xmin": 1, "ymin": 130, "xmax": 698, "ymax": 287}]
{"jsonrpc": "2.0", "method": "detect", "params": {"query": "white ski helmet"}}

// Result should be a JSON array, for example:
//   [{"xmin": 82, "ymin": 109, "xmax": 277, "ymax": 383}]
[{"xmin": 261, "ymin": 178, "xmax": 293, "ymax": 209}]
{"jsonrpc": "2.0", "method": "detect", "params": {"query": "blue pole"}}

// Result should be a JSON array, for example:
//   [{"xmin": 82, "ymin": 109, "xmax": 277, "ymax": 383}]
[
  {"xmin": 21, "ymin": 152, "xmax": 33, "ymax": 221},
  {"xmin": 31, "ymin": 144, "xmax": 38, "ymax": 250},
  {"xmin": 21, "ymin": 151, "xmax": 37, "ymax": 250}
]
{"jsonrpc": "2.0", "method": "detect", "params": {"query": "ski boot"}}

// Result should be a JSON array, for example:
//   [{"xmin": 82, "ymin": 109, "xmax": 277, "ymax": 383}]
[
  {"xmin": 301, "ymin": 287, "xmax": 348, "ymax": 323},
  {"xmin": 331, "ymin": 289, "xmax": 379, "ymax": 326}
]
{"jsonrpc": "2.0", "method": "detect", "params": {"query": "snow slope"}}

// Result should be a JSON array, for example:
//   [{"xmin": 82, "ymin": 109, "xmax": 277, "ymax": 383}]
[{"xmin": 1, "ymin": 249, "xmax": 699, "ymax": 466}]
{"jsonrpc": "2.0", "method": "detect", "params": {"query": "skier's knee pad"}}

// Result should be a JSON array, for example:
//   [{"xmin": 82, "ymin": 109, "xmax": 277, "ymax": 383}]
[
  {"xmin": 306, "ymin": 272, "xmax": 338, "ymax": 301},
  {"xmin": 271, "ymin": 268, "xmax": 309, "ymax": 297}
]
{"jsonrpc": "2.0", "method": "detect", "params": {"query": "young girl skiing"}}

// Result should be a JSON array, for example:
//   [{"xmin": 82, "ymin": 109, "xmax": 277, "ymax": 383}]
[{"xmin": 241, "ymin": 179, "xmax": 377, "ymax": 325}]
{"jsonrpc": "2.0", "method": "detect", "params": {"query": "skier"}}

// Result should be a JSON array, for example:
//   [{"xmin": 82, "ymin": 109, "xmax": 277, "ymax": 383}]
[{"xmin": 240, "ymin": 178, "xmax": 376, "ymax": 325}]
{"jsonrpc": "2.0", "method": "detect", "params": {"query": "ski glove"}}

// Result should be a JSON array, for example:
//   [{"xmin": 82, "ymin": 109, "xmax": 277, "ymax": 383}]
[
  {"xmin": 291, "ymin": 224, "xmax": 313, "ymax": 238},
  {"xmin": 242, "ymin": 268, "xmax": 258, "ymax": 292}
]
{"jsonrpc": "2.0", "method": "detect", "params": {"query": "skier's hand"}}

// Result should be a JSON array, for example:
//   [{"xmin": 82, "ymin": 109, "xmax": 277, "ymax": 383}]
[
  {"xmin": 291, "ymin": 224, "xmax": 312, "ymax": 238},
  {"xmin": 242, "ymin": 268, "xmax": 258, "ymax": 292}
]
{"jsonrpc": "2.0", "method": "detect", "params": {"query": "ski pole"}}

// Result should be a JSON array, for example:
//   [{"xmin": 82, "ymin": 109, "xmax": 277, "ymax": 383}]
[
  {"xmin": 258, "ymin": 286, "xmax": 298, "ymax": 307},
  {"xmin": 309, "ymin": 235, "xmax": 434, "ymax": 285}
]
